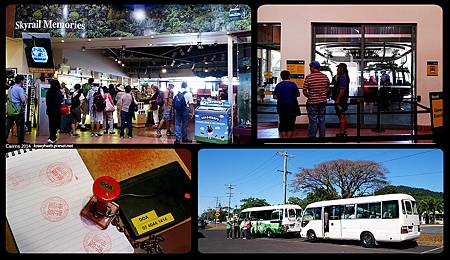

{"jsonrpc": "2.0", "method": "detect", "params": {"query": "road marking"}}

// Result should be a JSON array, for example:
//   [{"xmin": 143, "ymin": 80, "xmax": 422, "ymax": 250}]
[{"xmin": 420, "ymin": 246, "xmax": 443, "ymax": 254}]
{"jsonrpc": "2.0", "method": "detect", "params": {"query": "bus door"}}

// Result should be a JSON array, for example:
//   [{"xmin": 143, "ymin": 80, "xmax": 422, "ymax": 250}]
[
  {"xmin": 402, "ymin": 200, "xmax": 420, "ymax": 233},
  {"xmin": 323, "ymin": 205, "xmax": 342, "ymax": 239}
]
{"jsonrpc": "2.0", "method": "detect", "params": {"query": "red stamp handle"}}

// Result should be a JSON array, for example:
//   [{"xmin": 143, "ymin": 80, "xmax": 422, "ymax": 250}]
[{"xmin": 93, "ymin": 176, "xmax": 120, "ymax": 212}]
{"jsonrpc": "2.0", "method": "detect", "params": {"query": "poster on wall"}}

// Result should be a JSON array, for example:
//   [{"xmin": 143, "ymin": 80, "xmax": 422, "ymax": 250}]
[
  {"xmin": 427, "ymin": 61, "xmax": 439, "ymax": 76},
  {"xmin": 14, "ymin": 4, "xmax": 251, "ymax": 39},
  {"xmin": 286, "ymin": 60, "xmax": 304, "ymax": 88}
]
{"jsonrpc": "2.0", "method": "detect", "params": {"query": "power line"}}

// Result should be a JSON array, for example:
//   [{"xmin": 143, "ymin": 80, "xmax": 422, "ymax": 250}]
[
  {"xmin": 231, "ymin": 154, "xmax": 278, "ymax": 185},
  {"xmin": 377, "ymin": 149, "xmax": 438, "ymax": 164},
  {"xmin": 226, "ymin": 184, "xmax": 235, "ymax": 218}
]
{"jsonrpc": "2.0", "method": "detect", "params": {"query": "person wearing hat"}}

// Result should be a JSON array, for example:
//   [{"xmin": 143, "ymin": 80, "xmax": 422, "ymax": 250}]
[
  {"xmin": 332, "ymin": 63, "xmax": 350, "ymax": 137},
  {"xmin": 303, "ymin": 60, "xmax": 330, "ymax": 138},
  {"xmin": 115, "ymin": 84, "xmax": 125, "ymax": 128}
]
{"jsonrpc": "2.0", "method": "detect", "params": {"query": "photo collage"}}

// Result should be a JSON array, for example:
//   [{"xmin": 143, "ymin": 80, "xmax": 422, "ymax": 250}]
[{"xmin": 2, "ymin": 1, "xmax": 446, "ymax": 256}]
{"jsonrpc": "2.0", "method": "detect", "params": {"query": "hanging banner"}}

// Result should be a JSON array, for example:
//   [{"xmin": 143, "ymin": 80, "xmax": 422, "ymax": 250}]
[
  {"xmin": 286, "ymin": 60, "xmax": 305, "ymax": 88},
  {"xmin": 429, "ymin": 92, "xmax": 443, "ymax": 128}
]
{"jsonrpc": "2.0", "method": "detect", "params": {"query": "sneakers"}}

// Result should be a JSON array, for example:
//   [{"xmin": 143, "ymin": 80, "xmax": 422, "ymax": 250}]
[
  {"xmin": 120, "ymin": 135, "xmax": 124, "ymax": 138},
  {"xmin": 71, "ymin": 133, "xmax": 80, "ymax": 137},
  {"xmin": 109, "ymin": 131, "xmax": 116, "ymax": 135},
  {"xmin": 97, "ymin": 132, "xmax": 103, "ymax": 136},
  {"xmin": 156, "ymin": 129, "xmax": 162, "ymax": 138},
  {"xmin": 103, "ymin": 130, "xmax": 108, "ymax": 134},
  {"xmin": 166, "ymin": 130, "xmax": 175, "ymax": 136},
  {"xmin": 47, "ymin": 139, "xmax": 56, "ymax": 144},
  {"xmin": 127, "ymin": 136, "xmax": 133, "ymax": 139},
  {"xmin": 174, "ymin": 140, "xmax": 181, "ymax": 144}
]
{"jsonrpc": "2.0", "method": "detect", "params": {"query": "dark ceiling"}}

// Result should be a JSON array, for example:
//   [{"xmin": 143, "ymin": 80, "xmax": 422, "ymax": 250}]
[{"xmin": 102, "ymin": 43, "xmax": 228, "ymax": 78}]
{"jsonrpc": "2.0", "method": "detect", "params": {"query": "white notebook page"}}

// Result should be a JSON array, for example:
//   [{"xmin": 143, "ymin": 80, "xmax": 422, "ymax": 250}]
[{"xmin": 6, "ymin": 149, "xmax": 134, "ymax": 253}]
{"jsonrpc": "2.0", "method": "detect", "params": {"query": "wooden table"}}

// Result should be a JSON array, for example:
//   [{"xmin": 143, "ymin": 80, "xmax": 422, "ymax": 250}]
[{"xmin": 6, "ymin": 149, "xmax": 191, "ymax": 254}]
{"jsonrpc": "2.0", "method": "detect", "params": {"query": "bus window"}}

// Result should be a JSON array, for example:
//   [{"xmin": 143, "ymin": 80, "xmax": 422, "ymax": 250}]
[
  {"xmin": 368, "ymin": 202, "xmax": 381, "ymax": 219},
  {"xmin": 404, "ymin": 201, "xmax": 413, "ymax": 215},
  {"xmin": 356, "ymin": 203, "xmax": 369, "ymax": 219},
  {"xmin": 329, "ymin": 205, "xmax": 342, "ymax": 220},
  {"xmin": 303, "ymin": 207, "xmax": 322, "ymax": 221},
  {"xmin": 401, "ymin": 200, "xmax": 406, "ymax": 214},
  {"xmin": 382, "ymin": 200, "xmax": 399, "ymax": 219},
  {"xmin": 342, "ymin": 204, "xmax": 355, "ymax": 219},
  {"xmin": 240, "ymin": 212, "xmax": 250, "ymax": 220},
  {"xmin": 271, "ymin": 210, "xmax": 282, "ymax": 221},
  {"xmin": 411, "ymin": 201, "xmax": 418, "ymax": 215},
  {"xmin": 288, "ymin": 209, "xmax": 296, "ymax": 218}
]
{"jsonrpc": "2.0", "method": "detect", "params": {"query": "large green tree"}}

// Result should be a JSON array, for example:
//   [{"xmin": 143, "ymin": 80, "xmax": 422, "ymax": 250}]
[
  {"xmin": 239, "ymin": 197, "xmax": 270, "ymax": 211},
  {"xmin": 292, "ymin": 159, "xmax": 389, "ymax": 198}
]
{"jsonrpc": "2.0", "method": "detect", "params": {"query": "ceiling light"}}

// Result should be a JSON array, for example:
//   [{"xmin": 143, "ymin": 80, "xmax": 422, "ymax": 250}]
[
  {"xmin": 161, "ymin": 68, "xmax": 167, "ymax": 73},
  {"xmin": 88, "ymin": 39, "xmax": 91, "ymax": 42},
  {"xmin": 148, "ymin": 43, "xmax": 153, "ymax": 46},
  {"xmin": 132, "ymin": 9, "xmax": 146, "ymax": 21},
  {"xmin": 171, "ymin": 60, "xmax": 176, "ymax": 67},
  {"xmin": 118, "ymin": 37, "xmax": 122, "ymax": 40},
  {"xmin": 191, "ymin": 63, "xmax": 195, "ymax": 70},
  {"xmin": 122, "ymin": 63, "xmax": 125, "ymax": 67},
  {"xmin": 81, "ymin": 46, "xmax": 86, "ymax": 52},
  {"xmin": 61, "ymin": 39, "xmax": 65, "ymax": 43},
  {"xmin": 122, "ymin": 45, "xmax": 126, "ymax": 51},
  {"xmin": 118, "ymin": 60, "xmax": 122, "ymax": 64},
  {"xmin": 204, "ymin": 68, "xmax": 209, "ymax": 73},
  {"xmin": 115, "ymin": 58, "xmax": 118, "ymax": 62},
  {"xmin": 150, "ymin": 35, "xmax": 154, "ymax": 39},
  {"xmin": 179, "ymin": 49, "xmax": 185, "ymax": 56},
  {"xmin": 187, "ymin": 45, "xmax": 193, "ymax": 52}
]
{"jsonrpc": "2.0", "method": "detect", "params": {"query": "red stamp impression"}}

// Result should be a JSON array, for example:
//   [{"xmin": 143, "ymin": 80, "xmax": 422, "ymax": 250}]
[
  {"xmin": 7, "ymin": 173, "xmax": 31, "ymax": 191},
  {"xmin": 40, "ymin": 196, "xmax": 69, "ymax": 222},
  {"xmin": 83, "ymin": 232, "xmax": 112, "ymax": 253},
  {"xmin": 39, "ymin": 162, "xmax": 73, "ymax": 187}
]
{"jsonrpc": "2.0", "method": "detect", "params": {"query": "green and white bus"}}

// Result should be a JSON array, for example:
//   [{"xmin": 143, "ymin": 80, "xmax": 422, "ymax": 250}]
[{"xmin": 239, "ymin": 205, "xmax": 303, "ymax": 237}]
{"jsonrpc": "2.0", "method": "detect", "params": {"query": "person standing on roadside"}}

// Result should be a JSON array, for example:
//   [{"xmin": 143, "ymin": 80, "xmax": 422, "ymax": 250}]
[{"xmin": 303, "ymin": 61, "xmax": 330, "ymax": 138}]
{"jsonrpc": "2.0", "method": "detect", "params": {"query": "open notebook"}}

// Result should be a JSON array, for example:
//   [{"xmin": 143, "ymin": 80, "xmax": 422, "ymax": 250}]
[{"xmin": 6, "ymin": 149, "xmax": 134, "ymax": 253}]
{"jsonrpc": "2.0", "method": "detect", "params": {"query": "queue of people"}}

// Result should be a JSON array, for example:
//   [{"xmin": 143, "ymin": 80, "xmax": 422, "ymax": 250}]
[
  {"xmin": 5, "ymin": 76, "xmax": 195, "ymax": 144},
  {"xmin": 225, "ymin": 218, "xmax": 252, "ymax": 240},
  {"xmin": 273, "ymin": 60, "xmax": 350, "ymax": 139}
]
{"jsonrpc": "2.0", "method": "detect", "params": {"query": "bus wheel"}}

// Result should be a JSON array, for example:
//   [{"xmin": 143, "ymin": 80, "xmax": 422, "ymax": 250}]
[
  {"xmin": 360, "ymin": 232, "xmax": 376, "ymax": 248},
  {"xmin": 267, "ymin": 229, "xmax": 274, "ymax": 238},
  {"xmin": 307, "ymin": 230, "xmax": 317, "ymax": 242}
]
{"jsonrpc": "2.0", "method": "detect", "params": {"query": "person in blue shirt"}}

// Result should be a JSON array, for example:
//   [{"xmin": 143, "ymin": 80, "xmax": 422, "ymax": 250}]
[
  {"xmin": 332, "ymin": 63, "xmax": 350, "ymax": 137},
  {"xmin": 273, "ymin": 70, "xmax": 300, "ymax": 138},
  {"xmin": 5, "ymin": 75, "xmax": 27, "ymax": 144}
]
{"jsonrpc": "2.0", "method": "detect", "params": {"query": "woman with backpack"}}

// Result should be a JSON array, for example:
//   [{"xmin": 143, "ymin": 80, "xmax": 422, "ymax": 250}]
[
  {"xmin": 70, "ymin": 83, "xmax": 84, "ymax": 137},
  {"xmin": 102, "ymin": 86, "xmax": 116, "ymax": 135}
]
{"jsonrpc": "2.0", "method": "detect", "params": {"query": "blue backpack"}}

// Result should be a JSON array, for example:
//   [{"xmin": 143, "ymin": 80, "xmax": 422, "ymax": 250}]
[{"xmin": 173, "ymin": 91, "xmax": 187, "ymax": 111}]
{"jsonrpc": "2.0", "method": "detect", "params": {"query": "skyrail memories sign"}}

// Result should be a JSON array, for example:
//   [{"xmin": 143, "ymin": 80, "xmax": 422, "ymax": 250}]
[
  {"xmin": 14, "ymin": 4, "xmax": 251, "ymax": 39},
  {"xmin": 15, "ymin": 20, "xmax": 86, "ymax": 30}
]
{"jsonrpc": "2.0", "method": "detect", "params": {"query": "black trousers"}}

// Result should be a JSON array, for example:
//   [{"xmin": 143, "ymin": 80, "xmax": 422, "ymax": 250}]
[
  {"xmin": 5, "ymin": 113, "xmax": 25, "ymax": 144},
  {"xmin": 233, "ymin": 226, "xmax": 240, "ymax": 238},
  {"xmin": 48, "ymin": 113, "xmax": 61, "ymax": 141}
]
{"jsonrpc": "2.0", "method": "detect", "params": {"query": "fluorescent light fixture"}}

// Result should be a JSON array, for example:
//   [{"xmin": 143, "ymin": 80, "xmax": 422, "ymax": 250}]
[
  {"xmin": 132, "ymin": 9, "xmax": 146, "ymax": 21},
  {"xmin": 161, "ymin": 68, "xmax": 167, "ymax": 73}
]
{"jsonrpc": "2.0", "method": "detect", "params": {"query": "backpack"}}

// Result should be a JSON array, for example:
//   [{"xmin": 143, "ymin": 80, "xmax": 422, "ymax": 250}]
[
  {"xmin": 71, "ymin": 90, "xmax": 81, "ymax": 108},
  {"xmin": 173, "ymin": 91, "xmax": 187, "ymax": 111},
  {"xmin": 93, "ymin": 89, "xmax": 105, "ymax": 112},
  {"xmin": 104, "ymin": 94, "xmax": 115, "ymax": 112},
  {"xmin": 157, "ymin": 92, "xmax": 165, "ymax": 107}
]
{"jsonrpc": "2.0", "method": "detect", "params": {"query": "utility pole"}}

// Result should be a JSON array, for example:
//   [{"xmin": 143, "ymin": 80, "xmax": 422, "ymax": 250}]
[
  {"xmin": 276, "ymin": 151, "xmax": 296, "ymax": 205},
  {"xmin": 226, "ymin": 184, "xmax": 235, "ymax": 219}
]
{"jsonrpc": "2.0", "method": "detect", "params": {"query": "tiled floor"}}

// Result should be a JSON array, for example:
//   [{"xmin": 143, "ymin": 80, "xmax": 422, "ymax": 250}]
[
  {"xmin": 257, "ymin": 123, "xmax": 433, "ymax": 143},
  {"xmin": 7, "ymin": 124, "xmax": 197, "ymax": 144}
]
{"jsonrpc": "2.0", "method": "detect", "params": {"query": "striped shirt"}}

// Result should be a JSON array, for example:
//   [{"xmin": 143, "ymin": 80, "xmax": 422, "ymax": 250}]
[{"xmin": 303, "ymin": 72, "xmax": 330, "ymax": 104}]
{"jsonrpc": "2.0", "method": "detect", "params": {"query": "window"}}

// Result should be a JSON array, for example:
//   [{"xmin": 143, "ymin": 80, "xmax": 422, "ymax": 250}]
[
  {"xmin": 356, "ymin": 203, "xmax": 369, "ymax": 219},
  {"xmin": 382, "ymin": 200, "xmax": 399, "ymax": 219},
  {"xmin": 271, "ymin": 210, "xmax": 282, "ymax": 221},
  {"xmin": 401, "ymin": 200, "xmax": 406, "ymax": 214},
  {"xmin": 303, "ymin": 207, "xmax": 322, "ymax": 221},
  {"xmin": 240, "ymin": 212, "xmax": 250, "ymax": 220},
  {"xmin": 288, "ymin": 209, "xmax": 296, "ymax": 218},
  {"xmin": 253, "ymin": 210, "xmax": 273, "ymax": 221},
  {"xmin": 329, "ymin": 205, "xmax": 343, "ymax": 220},
  {"xmin": 404, "ymin": 201, "xmax": 413, "ymax": 215},
  {"xmin": 411, "ymin": 201, "xmax": 418, "ymax": 215},
  {"xmin": 368, "ymin": 202, "xmax": 381, "ymax": 219},
  {"xmin": 342, "ymin": 204, "xmax": 356, "ymax": 219}
]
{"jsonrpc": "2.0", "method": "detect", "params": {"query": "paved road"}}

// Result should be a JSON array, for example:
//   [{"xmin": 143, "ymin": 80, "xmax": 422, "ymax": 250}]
[
  {"xmin": 198, "ymin": 230, "xmax": 443, "ymax": 254},
  {"xmin": 421, "ymin": 225, "xmax": 443, "ymax": 235}
]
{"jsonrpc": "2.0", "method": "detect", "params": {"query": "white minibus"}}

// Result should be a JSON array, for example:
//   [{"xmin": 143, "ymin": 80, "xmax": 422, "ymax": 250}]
[
  {"xmin": 300, "ymin": 194, "xmax": 420, "ymax": 247},
  {"xmin": 239, "ymin": 204, "xmax": 302, "ymax": 237}
]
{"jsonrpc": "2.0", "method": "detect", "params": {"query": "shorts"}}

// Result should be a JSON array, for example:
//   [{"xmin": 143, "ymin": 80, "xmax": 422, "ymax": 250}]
[
  {"xmin": 81, "ymin": 102, "xmax": 90, "ymax": 114},
  {"xmin": 278, "ymin": 114, "xmax": 296, "ymax": 132},
  {"xmin": 70, "ymin": 106, "xmax": 81, "ymax": 124},
  {"xmin": 163, "ymin": 105, "xmax": 173, "ymax": 120},
  {"xmin": 334, "ymin": 102, "xmax": 349, "ymax": 114},
  {"xmin": 91, "ymin": 110, "xmax": 104, "ymax": 123}
]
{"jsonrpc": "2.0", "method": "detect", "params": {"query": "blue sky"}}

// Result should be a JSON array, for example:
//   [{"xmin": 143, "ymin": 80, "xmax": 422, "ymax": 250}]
[{"xmin": 198, "ymin": 149, "xmax": 443, "ymax": 214}]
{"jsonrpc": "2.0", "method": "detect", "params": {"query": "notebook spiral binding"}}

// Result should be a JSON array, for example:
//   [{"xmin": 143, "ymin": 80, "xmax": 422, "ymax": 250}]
[{"xmin": 5, "ymin": 149, "xmax": 34, "ymax": 158}]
